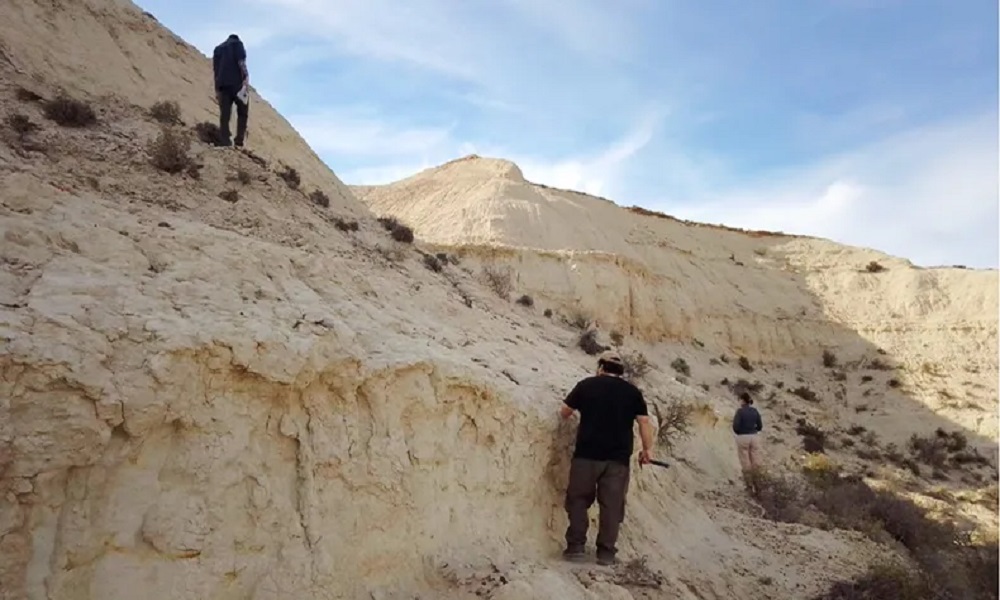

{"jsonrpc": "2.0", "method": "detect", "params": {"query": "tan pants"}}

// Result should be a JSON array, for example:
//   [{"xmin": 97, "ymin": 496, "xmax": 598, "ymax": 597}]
[{"xmin": 735, "ymin": 434, "xmax": 762, "ymax": 472}]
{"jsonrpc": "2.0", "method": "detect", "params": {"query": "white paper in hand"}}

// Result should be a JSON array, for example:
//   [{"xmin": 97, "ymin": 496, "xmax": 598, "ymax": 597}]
[{"xmin": 236, "ymin": 84, "xmax": 249, "ymax": 105}]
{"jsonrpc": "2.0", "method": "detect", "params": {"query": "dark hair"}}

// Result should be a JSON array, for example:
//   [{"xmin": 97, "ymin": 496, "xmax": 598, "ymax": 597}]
[
  {"xmin": 599, "ymin": 360, "xmax": 625, "ymax": 376},
  {"xmin": 740, "ymin": 392, "xmax": 752, "ymax": 404},
  {"xmin": 228, "ymin": 33, "xmax": 240, "ymax": 40}
]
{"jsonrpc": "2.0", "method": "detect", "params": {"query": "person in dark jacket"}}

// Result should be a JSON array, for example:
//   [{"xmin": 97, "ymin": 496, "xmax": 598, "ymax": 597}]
[
  {"xmin": 212, "ymin": 34, "xmax": 249, "ymax": 147},
  {"xmin": 732, "ymin": 392, "xmax": 763, "ymax": 490}
]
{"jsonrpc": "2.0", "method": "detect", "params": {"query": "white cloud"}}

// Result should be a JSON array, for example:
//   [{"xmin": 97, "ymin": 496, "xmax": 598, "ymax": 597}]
[
  {"xmin": 287, "ymin": 110, "xmax": 455, "ymax": 157},
  {"xmin": 665, "ymin": 111, "xmax": 998, "ymax": 267}
]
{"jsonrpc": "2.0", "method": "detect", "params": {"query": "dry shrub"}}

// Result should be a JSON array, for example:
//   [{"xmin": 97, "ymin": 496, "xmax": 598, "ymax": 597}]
[
  {"xmin": 234, "ymin": 169, "xmax": 252, "ymax": 185},
  {"xmin": 278, "ymin": 165, "xmax": 301, "ymax": 189},
  {"xmin": 791, "ymin": 386, "xmax": 819, "ymax": 402},
  {"xmin": 612, "ymin": 556, "xmax": 664, "ymax": 589},
  {"xmin": 812, "ymin": 563, "xmax": 928, "ymax": 600},
  {"xmin": 748, "ymin": 469, "xmax": 808, "ymax": 523},
  {"xmin": 422, "ymin": 253, "xmax": 443, "ymax": 273},
  {"xmin": 738, "ymin": 356, "xmax": 753, "ymax": 372},
  {"xmin": 43, "ymin": 94, "xmax": 96, "ymax": 127},
  {"xmin": 866, "ymin": 261, "xmax": 887, "ymax": 273},
  {"xmin": 218, "ymin": 190, "xmax": 239, "ymax": 203},
  {"xmin": 796, "ymin": 420, "xmax": 826, "ymax": 453},
  {"xmin": 861, "ymin": 375, "xmax": 873, "ymax": 383},
  {"xmin": 822, "ymin": 349, "xmax": 839, "ymax": 368},
  {"xmin": 730, "ymin": 378, "xmax": 765, "ymax": 397},
  {"xmin": 333, "ymin": 218, "xmax": 359, "ymax": 233},
  {"xmin": 653, "ymin": 398, "xmax": 695, "ymax": 450},
  {"xmin": 193, "ymin": 121, "xmax": 220, "ymax": 144},
  {"xmin": 622, "ymin": 351, "xmax": 651, "ymax": 381},
  {"xmin": 515, "ymin": 294, "xmax": 533, "ymax": 307},
  {"xmin": 377, "ymin": 216, "xmax": 415, "ymax": 243},
  {"xmin": 5, "ymin": 113, "xmax": 38, "ymax": 141},
  {"xmin": 577, "ymin": 330, "xmax": 607, "ymax": 356},
  {"xmin": 148, "ymin": 127, "xmax": 193, "ymax": 174},
  {"xmin": 481, "ymin": 265, "xmax": 513, "ymax": 299},
  {"xmin": 868, "ymin": 357, "xmax": 893, "ymax": 371},
  {"xmin": 149, "ymin": 100, "xmax": 182, "ymax": 125},
  {"xmin": 670, "ymin": 357, "xmax": 691, "ymax": 377},
  {"xmin": 309, "ymin": 189, "xmax": 330, "ymax": 208},
  {"xmin": 888, "ymin": 378, "xmax": 902, "ymax": 388},
  {"xmin": 610, "ymin": 331, "xmax": 625, "ymax": 346},
  {"xmin": 543, "ymin": 308, "xmax": 553, "ymax": 318},
  {"xmin": 15, "ymin": 87, "xmax": 44, "ymax": 103},
  {"xmin": 567, "ymin": 310, "xmax": 589, "ymax": 330}
]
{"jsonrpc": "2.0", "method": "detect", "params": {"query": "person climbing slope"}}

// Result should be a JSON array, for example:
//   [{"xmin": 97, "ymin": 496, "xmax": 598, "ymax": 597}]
[
  {"xmin": 732, "ymin": 391, "xmax": 763, "ymax": 492},
  {"xmin": 559, "ymin": 351, "xmax": 655, "ymax": 566},
  {"xmin": 212, "ymin": 33, "xmax": 250, "ymax": 147}
]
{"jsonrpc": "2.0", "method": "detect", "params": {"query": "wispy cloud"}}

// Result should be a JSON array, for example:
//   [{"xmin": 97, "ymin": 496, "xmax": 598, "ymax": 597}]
[{"xmin": 666, "ymin": 111, "xmax": 998, "ymax": 268}]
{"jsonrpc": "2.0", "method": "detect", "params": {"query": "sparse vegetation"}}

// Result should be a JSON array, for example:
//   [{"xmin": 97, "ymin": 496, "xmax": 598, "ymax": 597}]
[
  {"xmin": 612, "ymin": 556, "xmax": 664, "ymax": 589},
  {"xmin": 670, "ymin": 357, "xmax": 691, "ymax": 377},
  {"xmin": 653, "ymin": 398, "xmax": 695, "ymax": 450},
  {"xmin": 577, "ymin": 330, "xmax": 607, "ymax": 356},
  {"xmin": 860, "ymin": 375, "xmax": 873, "ymax": 383},
  {"xmin": 422, "ymin": 254, "xmax": 443, "ymax": 273},
  {"xmin": 15, "ymin": 87, "xmax": 44, "ymax": 103},
  {"xmin": 543, "ymin": 308, "xmax": 553, "ymax": 318},
  {"xmin": 515, "ymin": 294, "xmax": 534, "ymax": 307},
  {"xmin": 147, "ymin": 127, "xmax": 193, "ymax": 174},
  {"xmin": 610, "ymin": 331, "xmax": 625, "ymax": 346},
  {"xmin": 377, "ymin": 216, "xmax": 415, "ymax": 244},
  {"xmin": 738, "ymin": 355, "xmax": 753, "ymax": 372},
  {"xmin": 309, "ymin": 189, "xmax": 330, "ymax": 208},
  {"xmin": 278, "ymin": 165, "xmax": 301, "ymax": 189},
  {"xmin": 218, "ymin": 189, "xmax": 239, "ymax": 203},
  {"xmin": 791, "ymin": 386, "xmax": 819, "ymax": 403},
  {"xmin": 43, "ymin": 94, "xmax": 97, "ymax": 127},
  {"xmin": 822, "ymin": 349, "xmax": 838, "ymax": 368},
  {"xmin": 234, "ymin": 169, "xmax": 252, "ymax": 185},
  {"xmin": 799, "ymin": 461, "xmax": 1000, "ymax": 600},
  {"xmin": 566, "ymin": 310, "xmax": 589, "ymax": 330},
  {"xmin": 868, "ymin": 357, "xmax": 893, "ymax": 371},
  {"xmin": 149, "ymin": 100, "xmax": 182, "ymax": 125},
  {"xmin": 193, "ymin": 121, "xmax": 221, "ymax": 144},
  {"xmin": 865, "ymin": 261, "xmax": 887, "ymax": 273},
  {"xmin": 728, "ymin": 378, "xmax": 765, "ymax": 397},
  {"xmin": 481, "ymin": 265, "xmax": 513, "ymax": 299},
  {"xmin": 795, "ymin": 420, "xmax": 826, "ymax": 453},
  {"xmin": 332, "ymin": 218, "xmax": 359, "ymax": 233},
  {"xmin": 888, "ymin": 378, "xmax": 902, "ymax": 388},
  {"xmin": 5, "ymin": 113, "xmax": 39, "ymax": 142},
  {"xmin": 622, "ymin": 351, "xmax": 651, "ymax": 381}
]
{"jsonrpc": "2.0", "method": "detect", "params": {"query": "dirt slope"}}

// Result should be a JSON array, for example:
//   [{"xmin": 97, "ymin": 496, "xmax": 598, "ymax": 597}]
[{"xmin": 0, "ymin": 2, "xmax": 996, "ymax": 600}]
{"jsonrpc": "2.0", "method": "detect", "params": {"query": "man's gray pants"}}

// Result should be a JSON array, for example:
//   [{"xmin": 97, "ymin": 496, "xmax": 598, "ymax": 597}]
[{"xmin": 564, "ymin": 457, "xmax": 631, "ymax": 556}]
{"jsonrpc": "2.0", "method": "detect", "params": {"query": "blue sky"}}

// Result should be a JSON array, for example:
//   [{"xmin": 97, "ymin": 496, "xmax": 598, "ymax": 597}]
[{"xmin": 137, "ymin": 0, "xmax": 997, "ymax": 268}]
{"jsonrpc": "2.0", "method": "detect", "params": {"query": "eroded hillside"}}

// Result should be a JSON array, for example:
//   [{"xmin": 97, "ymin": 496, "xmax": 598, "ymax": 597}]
[{"xmin": 0, "ymin": 1, "xmax": 997, "ymax": 600}]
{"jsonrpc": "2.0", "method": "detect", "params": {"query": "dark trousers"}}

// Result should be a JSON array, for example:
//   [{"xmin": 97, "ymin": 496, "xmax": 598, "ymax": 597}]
[
  {"xmin": 564, "ymin": 457, "xmax": 631, "ymax": 555},
  {"xmin": 217, "ymin": 85, "xmax": 248, "ymax": 146}
]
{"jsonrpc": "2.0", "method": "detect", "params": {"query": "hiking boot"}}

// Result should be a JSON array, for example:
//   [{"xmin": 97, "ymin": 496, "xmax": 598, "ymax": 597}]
[
  {"xmin": 596, "ymin": 551, "xmax": 617, "ymax": 566},
  {"xmin": 562, "ymin": 546, "xmax": 586, "ymax": 562}
]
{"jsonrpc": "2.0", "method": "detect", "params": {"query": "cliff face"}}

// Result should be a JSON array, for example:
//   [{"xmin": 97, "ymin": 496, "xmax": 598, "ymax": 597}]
[
  {"xmin": 354, "ymin": 157, "xmax": 998, "ymax": 441},
  {"xmin": 1, "ymin": 2, "xmax": 996, "ymax": 600}
]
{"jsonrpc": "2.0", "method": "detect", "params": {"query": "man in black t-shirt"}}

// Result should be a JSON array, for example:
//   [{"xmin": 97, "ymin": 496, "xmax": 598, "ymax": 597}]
[{"xmin": 559, "ymin": 350, "xmax": 654, "ymax": 565}]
